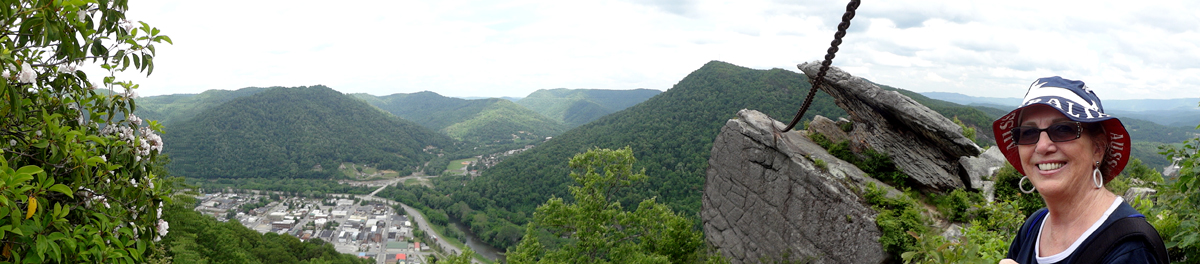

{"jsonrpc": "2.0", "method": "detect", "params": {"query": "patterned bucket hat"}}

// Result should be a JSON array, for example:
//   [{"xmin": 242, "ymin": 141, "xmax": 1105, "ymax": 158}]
[{"xmin": 991, "ymin": 76, "xmax": 1131, "ymax": 181}]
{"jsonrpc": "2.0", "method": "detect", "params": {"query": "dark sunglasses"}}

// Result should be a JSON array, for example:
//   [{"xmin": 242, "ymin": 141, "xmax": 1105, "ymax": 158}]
[{"xmin": 1011, "ymin": 121, "xmax": 1082, "ymax": 145}]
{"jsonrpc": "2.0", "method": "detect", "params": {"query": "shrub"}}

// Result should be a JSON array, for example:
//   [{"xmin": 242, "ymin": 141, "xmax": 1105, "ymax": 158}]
[
  {"xmin": 992, "ymin": 164, "xmax": 1046, "ymax": 219},
  {"xmin": 812, "ymin": 157, "xmax": 828, "ymax": 171},
  {"xmin": 931, "ymin": 189, "xmax": 984, "ymax": 222},
  {"xmin": 863, "ymin": 183, "xmax": 929, "ymax": 258}
]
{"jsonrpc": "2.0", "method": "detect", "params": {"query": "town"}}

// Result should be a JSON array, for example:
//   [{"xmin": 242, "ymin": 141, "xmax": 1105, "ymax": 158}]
[{"xmin": 193, "ymin": 192, "xmax": 432, "ymax": 264}]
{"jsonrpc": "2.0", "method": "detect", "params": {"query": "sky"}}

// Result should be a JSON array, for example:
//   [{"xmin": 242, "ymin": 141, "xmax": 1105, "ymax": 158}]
[{"xmin": 113, "ymin": 0, "xmax": 1200, "ymax": 99}]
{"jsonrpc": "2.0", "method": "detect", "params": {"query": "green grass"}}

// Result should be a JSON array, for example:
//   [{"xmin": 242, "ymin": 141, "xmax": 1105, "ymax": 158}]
[
  {"xmin": 445, "ymin": 158, "xmax": 477, "ymax": 175},
  {"xmin": 339, "ymin": 162, "xmax": 403, "ymax": 180},
  {"xmin": 404, "ymin": 178, "xmax": 420, "ymax": 186}
]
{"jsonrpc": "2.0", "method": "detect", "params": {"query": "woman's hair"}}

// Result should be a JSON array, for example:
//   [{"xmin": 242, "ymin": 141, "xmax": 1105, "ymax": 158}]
[{"xmin": 1083, "ymin": 121, "xmax": 1111, "ymax": 182}]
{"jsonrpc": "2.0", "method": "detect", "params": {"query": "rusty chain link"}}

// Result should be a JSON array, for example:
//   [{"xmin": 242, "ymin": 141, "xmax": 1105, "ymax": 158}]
[{"xmin": 781, "ymin": 0, "xmax": 861, "ymax": 132}]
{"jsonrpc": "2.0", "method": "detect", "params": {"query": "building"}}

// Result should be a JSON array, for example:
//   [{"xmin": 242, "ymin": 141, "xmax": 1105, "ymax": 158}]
[{"xmin": 271, "ymin": 220, "xmax": 295, "ymax": 229}]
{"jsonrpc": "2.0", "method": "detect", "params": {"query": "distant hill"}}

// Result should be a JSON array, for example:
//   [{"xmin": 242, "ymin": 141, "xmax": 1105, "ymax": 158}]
[
  {"xmin": 165, "ymin": 86, "xmax": 453, "ymax": 179},
  {"xmin": 352, "ymin": 91, "xmax": 566, "ymax": 142},
  {"xmin": 922, "ymin": 92, "xmax": 1200, "ymax": 127},
  {"xmin": 455, "ymin": 96, "xmax": 523, "ymax": 102},
  {"xmin": 516, "ymin": 88, "xmax": 662, "ymax": 127},
  {"xmin": 921, "ymin": 92, "xmax": 1023, "ymax": 107},
  {"xmin": 135, "ymin": 87, "xmax": 268, "ymax": 126}
]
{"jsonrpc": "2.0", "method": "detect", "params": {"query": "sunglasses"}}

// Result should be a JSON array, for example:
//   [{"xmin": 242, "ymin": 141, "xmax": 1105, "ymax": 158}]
[{"xmin": 1011, "ymin": 121, "xmax": 1082, "ymax": 145}]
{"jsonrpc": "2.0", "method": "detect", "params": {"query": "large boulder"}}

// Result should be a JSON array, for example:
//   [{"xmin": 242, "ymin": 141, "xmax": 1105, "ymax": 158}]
[
  {"xmin": 797, "ymin": 61, "xmax": 982, "ymax": 191},
  {"xmin": 703, "ymin": 109, "xmax": 889, "ymax": 264}
]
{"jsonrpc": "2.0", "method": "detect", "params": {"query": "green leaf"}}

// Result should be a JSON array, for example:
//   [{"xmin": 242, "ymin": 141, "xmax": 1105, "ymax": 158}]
[
  {"xmin": 16, "ymin": 165, "xmax": 44, "ymax": 176},
  {"xmin": 85, "ymin": 156, "xmax": 105, "ymax": 166},
  {"xmin": 48, "ymin": 184, "xmax": 73, "ymax": 198}
]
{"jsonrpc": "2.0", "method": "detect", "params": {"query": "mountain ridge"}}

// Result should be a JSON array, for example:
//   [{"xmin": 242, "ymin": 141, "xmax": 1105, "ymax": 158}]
[
  {"xmin": 516, "ymin": 88, "xmax": 662, "ymax": 128},
  {"xmin": 165, "ymin": 85, "xmax": 453, "ymax": 179},
  {"xmin": 351, "ymin": 91, "xmax": 566, "ymax": 142}
]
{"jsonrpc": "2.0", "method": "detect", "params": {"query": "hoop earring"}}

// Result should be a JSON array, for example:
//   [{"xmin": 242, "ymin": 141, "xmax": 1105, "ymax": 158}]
[
  {"xmin": 1093, "ymin": 167, "xmax": 1104, "ymax": 189},
  {"xmin": 1019, "ymin": 176, "xmax": 1035, "ymax": 194}
]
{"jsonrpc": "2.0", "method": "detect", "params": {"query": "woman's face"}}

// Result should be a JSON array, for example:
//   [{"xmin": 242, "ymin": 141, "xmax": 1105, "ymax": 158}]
[{"xmin": 1018, "ymin": 105, "xmax": 1105, "ymax": 198}]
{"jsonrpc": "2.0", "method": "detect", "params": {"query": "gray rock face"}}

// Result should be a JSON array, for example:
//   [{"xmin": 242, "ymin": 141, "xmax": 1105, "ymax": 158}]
[
  {"xmin": 703, "ymin": 109, "xmax": 889, "ymax": 264},
  {"xmin": 797, "ymin": 61, "xmax": 982, "ymax": 191},
  {"xmin": 959, "ymin": 147, "xmax": 1006, "ymax": 190},
  {"xmin": 808, "ymin": 115, "xmax": 851, "ymax": 143},
  {"xmin": 1123, "ymin": 187, "xmax": 1158, "ymax": 202}
]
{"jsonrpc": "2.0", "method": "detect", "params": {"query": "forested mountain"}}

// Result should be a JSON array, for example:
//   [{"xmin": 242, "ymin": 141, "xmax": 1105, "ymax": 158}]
[
  {"xmin": 516, "ymin": 88, "xmax": 662, "ymax": 127},
  {"xmin": 165, "ymin": 85, "xmax": 453, "ymax": 179},
  {"xmin": 463, "ymin": 61, "xmax": 847, "ymax": 219},
  {"xmin": 135, "ymin": 87, "xmax": 268, "ymax": 126},
  {"xmin": 352, "ymin": 91, "xmax": 566, "ymax": 142}
]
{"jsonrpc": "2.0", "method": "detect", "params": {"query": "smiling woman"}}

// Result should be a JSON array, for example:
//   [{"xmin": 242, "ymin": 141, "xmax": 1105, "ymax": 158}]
[{"xmin": 992, "ymin": 77, "xmax": 1168, "ymax": 264}]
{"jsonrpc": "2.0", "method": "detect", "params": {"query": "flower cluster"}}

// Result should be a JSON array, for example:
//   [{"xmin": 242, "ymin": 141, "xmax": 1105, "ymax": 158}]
[
  {"xmin": 156, "ymin": 218, "xmax": 169, "ymax": 241},
  {"xmin": 1, "ymin": 62, "xmax": 37, "ymax": 84},
  {"xmin": 99, "ymin": 115, "xmax": 163, "ymax": 160}
]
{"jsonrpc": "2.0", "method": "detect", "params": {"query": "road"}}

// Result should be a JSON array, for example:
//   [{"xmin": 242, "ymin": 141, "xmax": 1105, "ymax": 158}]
[{"xmin": 347, "ymin": 183, "xmax": 482, "ymax": 264}]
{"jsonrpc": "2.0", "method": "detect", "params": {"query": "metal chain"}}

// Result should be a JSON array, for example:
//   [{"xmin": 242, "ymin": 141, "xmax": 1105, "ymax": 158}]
[{"xmin": 781, "ymin": 0, "xmax": 861, "ymax": 132}]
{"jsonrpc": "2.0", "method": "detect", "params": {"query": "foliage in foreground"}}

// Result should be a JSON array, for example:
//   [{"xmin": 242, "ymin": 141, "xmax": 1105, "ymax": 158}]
[
  {"xmin": 1146, "ymin": 110, "xmax": 1200, "ymax": 262},
  {"xmin": 1, "ymin": 0, "xmax": 173, "ymax": 262},
  {"xmin": 507, "ymin": 147, "xmax": 716, "ymax": 264}
]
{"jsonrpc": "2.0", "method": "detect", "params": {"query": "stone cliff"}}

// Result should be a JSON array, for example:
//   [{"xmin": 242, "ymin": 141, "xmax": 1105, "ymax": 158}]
[
  {"xmin": 797, "ymin": 61, "xmax": 982, "ymax": 191},
  {"xmin": 703, "ymin": 109, "xmax": 891, "ymax": 264},
  {"xmin": 703, "ymin": 62, "xmax": 998, "ymax": 263}
]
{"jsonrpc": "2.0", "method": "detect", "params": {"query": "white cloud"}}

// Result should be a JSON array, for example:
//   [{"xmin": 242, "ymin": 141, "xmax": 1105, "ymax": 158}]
[{"xmin": 109, "ymin": 0, "xmax": 1200, "ymax": 100}]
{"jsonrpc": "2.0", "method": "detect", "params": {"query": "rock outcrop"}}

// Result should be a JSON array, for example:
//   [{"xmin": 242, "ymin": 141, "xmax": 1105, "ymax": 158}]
[
  {"xmin": 702, "ymin": 109, "xmax": 890, "ymax": 264},
  {"xmin": 797, "ymin": 61, "xmax": 982, "ymax": 191},
  {"xmin": 959, "ymin": 147, "xmax": 1007, "ymax": 201},
  {"xmin": 807, "ymin": 115, "xmax": 851, "ymax": 143}
]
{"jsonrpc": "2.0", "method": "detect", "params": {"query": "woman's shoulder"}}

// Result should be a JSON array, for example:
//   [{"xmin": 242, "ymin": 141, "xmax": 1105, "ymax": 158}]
[
  {"xmin": 1082, "ymin": 200, "xmax": 1168, "ymax": 264},
  {"xmin": 1099, "ymin": 239, "xmax": 1163, "ymax": 263}
]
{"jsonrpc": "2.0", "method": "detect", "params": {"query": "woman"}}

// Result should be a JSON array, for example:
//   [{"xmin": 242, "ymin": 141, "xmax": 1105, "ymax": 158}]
[{"xmin": 992, "ymin": 77, "xmax": 1167, "ymax": 264}]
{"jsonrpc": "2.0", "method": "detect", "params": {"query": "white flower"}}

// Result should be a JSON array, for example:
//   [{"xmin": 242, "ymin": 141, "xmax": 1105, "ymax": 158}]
[
  {"xmin": 16, "ymin": 62, "xmax": 35, "ymax": 83},
  {"xmin": 124, "ymin": 88, "xmax": 137, "ymax": 98},
  {"xmin": 121, "ymin": 20, "xmax": 134, "ymax": 31},
  {"xmin": 57, "ymin": 63, "xmax": 76, "ymax": 74},
  {"xmin": 77, "ymin": 10, "xmax": 87, "ymax": 22},
  {"xmin": 100, "ymin": 155, "xmax": 107, "ymax": 162},
  {"xmin": 8, "ymin": 139, "xmax": 14, "ymax": 146},
  {"xmin": 2, "ymin": 70, "xmax": 9, "ymax": 79},
  {"xmin": 157, "ymin": 205, "xmax": 163, "ymax": 219},
  {"xmin": 131, "ymin": 178, "xmax": 138, "ymax": 187},
  {"xmin": 128, "ymin": 115, "xmax": 142, "ymax": 126},
  {"xmin": 35, "ymin": 130, "xmax": 42, "ymax": 137},
  {"xmin": 156, "ymin": 219, "xmax": 169, "ymax": 240}
]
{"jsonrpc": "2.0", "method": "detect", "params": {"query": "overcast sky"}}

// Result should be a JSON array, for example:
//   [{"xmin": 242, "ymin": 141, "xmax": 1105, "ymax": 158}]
[{"xmin": 115, "ymin": 0, "xmax": 1199, "ymax": 100}]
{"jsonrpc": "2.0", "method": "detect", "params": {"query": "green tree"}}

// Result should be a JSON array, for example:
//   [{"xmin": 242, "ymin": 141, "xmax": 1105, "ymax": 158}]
[
  {"xmin": 1150, "ymin": 103, "xmax": 1200, "ymax": 260},
  {"xmin": 1, "ymin": 0, "xmax": 173, "ymax": 262},
  {"xmin": 437, "ymin": 248, "xmax": 475, "ymax": 264},
  {"xmin": 507, "ymin": 147, "xmax": 705, "ymax": 264}
]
